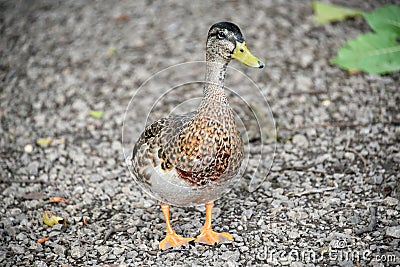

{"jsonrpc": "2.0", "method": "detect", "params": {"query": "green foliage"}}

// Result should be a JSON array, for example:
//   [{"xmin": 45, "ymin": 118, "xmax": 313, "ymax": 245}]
[
  {"xmin": 89, "ymin": 110, "xmax": 105, "ymax": 118},
  {"xmin": 363, "ymin": 5, "xmax": 400, "ymax": 36},
  {"xmin": 330, "ymin": 32, "xmax": 400, "ymax": 74},
  {"xmin": 312, "ymin": 1, "xmax": 362, "ymax": 24},
  {"xmin": 313, "ymin": 2, "xmax": 400, "ymax": 75}
]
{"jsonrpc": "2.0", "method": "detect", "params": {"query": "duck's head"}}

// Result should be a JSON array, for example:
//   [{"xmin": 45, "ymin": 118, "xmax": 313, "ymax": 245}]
[{"xmin": 206, "ymin": 21, "xmax": 264, "ymax": 68}]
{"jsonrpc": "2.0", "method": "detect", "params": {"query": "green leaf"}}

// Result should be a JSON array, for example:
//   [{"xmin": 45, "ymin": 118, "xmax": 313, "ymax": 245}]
[
  {"xmin": 312, "ymin": 1, "xmax": 362, "ymax": 24},
  {"xmin": 330, "ymin": 32, "xmax": 400, "ymax": 74},
  {"xmin": 42, "ymin": 210, "xmax": 67, "ymax": 227},
  {"xmin": 36, "ymin": 138, "xmax": 52, "ymax": 147},
  {"xmin": 89, "ymin": 110, "xmax": 105, "ymax": 118},
  {"xmin": 363, "ymin": 5, "xmax": 400, "ymax": 36}
]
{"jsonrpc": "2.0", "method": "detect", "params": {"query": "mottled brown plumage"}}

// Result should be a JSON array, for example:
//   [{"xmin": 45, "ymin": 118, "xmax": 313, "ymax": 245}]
[{"xmin": 129, "ymin": 22, "xmax": 264, "ymax": 249}]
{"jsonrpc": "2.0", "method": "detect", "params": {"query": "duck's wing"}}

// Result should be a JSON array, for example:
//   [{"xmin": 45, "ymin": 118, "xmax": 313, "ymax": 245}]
[
  {"xmin": 131, "ymin": 112, "xmax": 195, "ymax": 185},
  {"xmin": 132, "ymin": 110, "xmax": 243, "ymax": 186}
]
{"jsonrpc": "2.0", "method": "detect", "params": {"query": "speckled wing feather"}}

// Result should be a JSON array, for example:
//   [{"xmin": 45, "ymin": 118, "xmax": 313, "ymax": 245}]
[
  {"xmin": 161, "ymin": 106, "xmax": 243, "ymax": 185},
  {"xmin": 131, "ymin": 108, "xmax": 243, "ymax": 187},
  {"xmin": 131, "ymin": 112, "xmax": 195, "ymax": 185}
]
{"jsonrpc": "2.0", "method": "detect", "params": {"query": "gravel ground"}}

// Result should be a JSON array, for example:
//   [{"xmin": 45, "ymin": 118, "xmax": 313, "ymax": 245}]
[{"xmin": 1, "ymin": 0, "xmax": 400, "ymax": 266}]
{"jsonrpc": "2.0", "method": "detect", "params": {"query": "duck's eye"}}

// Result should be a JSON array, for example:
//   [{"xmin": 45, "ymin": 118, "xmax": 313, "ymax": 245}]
[{"xmin": 217, "ymin": 31, "xmax": 226, "ymax": 39}]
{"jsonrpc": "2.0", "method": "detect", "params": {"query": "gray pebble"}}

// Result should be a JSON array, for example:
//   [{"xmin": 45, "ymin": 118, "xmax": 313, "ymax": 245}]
[
  {"xmin": 126, "ymin": 251, "xmax": 138, "ymax": 259},
  {"xmin": 270, "ymin": 199, "xmax": 281, "ymax": 208},
  {"xmin": 96, "ymin": 245, "xmax": 110, "ymax": 256},
  {"xmin": 383, "ymin": 197, "xmax": 399, "ymax": 206},
  {"xmin": 15, "ymin": 232, "xmax": 26, "ymax": 241},
  {"xmin": 300, "ymin": 52, "xmax": 313, "ymax": 68},
  {"xmin": 288, "ymin": 231, "xmax": 300, "ymax": 239},
  {"xmin": 27, "ymin": 161, "xmax": 40, "ymax": 175},
  {"xmin": 90, "ymin": 174, "xmax": 104, "ymax": 183},
  {"xmin": 48, "ymin": 230, "xmax": 60, "ymax": 238},
  {"xmin": 292, "ymin": 134, "xmax": 309, "ymax": 148},
  {"xmin": 239, "ymin": 246, "xmax": 249, "ymax": 253},
  {"xmin": 386, "ymin": 226, "xmax": 400, "ymax": 238},
  {"xmin": 291, "ymin": 262, "xmax": 304, "ymax": 267},
  {"xmin": 368, "ymin": 175, "xmax": 383, "ymax": 185},
  {"xmin": 113, "ymin": 246, "xmax": 125, "ymax": 256},
  {"xmin": 221, "ymin": 251, "xmax": 240, "ymax": 261},
  {"xmin": 34, "ymin": 261, "xmax": 48, "ymax": 267},
  {"xmin": 295, "ymin": 75, "xmax": 312, "ymax": 91},
  {"xmin": 108, "ymin": 253, "xmax": 117, "ymax": 260},
  {"xmin": 339, "ymin": 260, "xmax": 354, "ymax": 267},
  {"xmin": 70, "ymin": 245, "xmax": 85, "ymax": 259},
  {"xmin": 53, "ymin": 244, "xmax": 66, "ymax": 255},
  {"xmin": 10, "ymin": 244, "xmax": 25, "ymax": 254}
]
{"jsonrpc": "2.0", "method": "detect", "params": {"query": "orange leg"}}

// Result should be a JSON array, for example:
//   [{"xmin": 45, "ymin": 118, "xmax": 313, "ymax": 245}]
[
  {"xmin": 159, "ymin": 204, "xmax": 194, "ymax": 250},
  {"xmin": 195, "ymin": 201, "xmax": 234, "ymax": 245}
]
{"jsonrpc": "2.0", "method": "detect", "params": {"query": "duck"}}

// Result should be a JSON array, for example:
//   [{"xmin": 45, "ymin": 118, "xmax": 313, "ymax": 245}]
[{"xmin": 130, "ymin": 21, "xmax": 264, "ymax": 250}]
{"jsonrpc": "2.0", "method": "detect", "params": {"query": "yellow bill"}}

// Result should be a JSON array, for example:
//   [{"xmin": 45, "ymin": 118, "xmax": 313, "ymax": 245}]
[{"xmin": 232, "ymin": 41, "xmax": 264, "ymax": 68}]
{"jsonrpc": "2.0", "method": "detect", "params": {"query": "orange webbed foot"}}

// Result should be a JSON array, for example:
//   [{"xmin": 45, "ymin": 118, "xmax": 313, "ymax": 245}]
[
  {"xmin": 195, "ymin": 201, "xmax": 234, "ymax": 246},
  {"xmin": 159, "ymin": 230, "xmax": 194, "ymax": 250},
  {"xmin": 195, "ymin": 227, "xmax": 234, "ymax": 245}
]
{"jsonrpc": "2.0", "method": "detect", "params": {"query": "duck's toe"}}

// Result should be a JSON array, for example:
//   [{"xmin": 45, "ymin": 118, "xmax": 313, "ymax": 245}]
[
  {"xmin": 195, "ymin": 228, "xmax": 233, "ymax": 245},
  {"xmin": 159, "ymin": 230, "xmax": 194, "ymax": 250}
]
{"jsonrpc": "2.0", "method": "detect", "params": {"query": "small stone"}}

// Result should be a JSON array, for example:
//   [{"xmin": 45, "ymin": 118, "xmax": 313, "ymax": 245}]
[
  {"xmin": 52, "ymin": 224, "xmax": 63, "ymax": 231},
  {"xmin": 70, "ymin": 245, "xmax": 85, "ymax": 259},
  {"xmin": 292, "ymin": 134, "xmax": 309, "ymax": 148},
  {"xmin": 271, "ymin": 199, "xmax": 281, "ymax": 208},
  {"xmin": 113, "ymin": 246, "xmax": 125, "ymax": 255},
  {"xmin": 368, "ymin": 175, "xmax": 383, "ymax": 185},
  {"xmin": 100, "ymin": 254, "xmax": 108, "ymax": 262},
  {"xmin": 316, "ymin": 153, "xmax": 331, "ymax": 164},
  {"xmin": 383, "ymin": 197, "xmax": 399, "ymax": 206},
  {"xmin": 49, "ymin": 230, "xmax": 60, "ymax": 238},
  {"xmin": 71, "ymin": 98, "xmax": 87, "ymax": 111},
  {"xmin": 96, "ymin": 245, "xmax": 110, "ymax": 256},
  {"xmin": 300, "ymin": 52, "xmax": 313, "ymax": 68},
  {"xmin": 328, "ymin": 198, "xmax": 341, "ymax": 206},
  {"xmin": 53, "ymin": 244, "xmax": 66, "ymax": 255},
  {"xmin": 221, "ymin": 251, "xmax": 240, "ymax": 261},
  {"xmin": 111, "ymin": 140, "xmax": 122, "ymax": 151},
  {"xmin": 27, "ymin": 161, "xmax": 40, "ymax": 175},
  {"xmin": 24, "ymin": 144, "xmax": 33, "ymax": 153},
  {"xmin": 344, "ymin": 152, "xmax": 355, "ymax": 161},
  {"xmin": 24, "ymin": 200, "xmax": 40, "ymax": 209},
  {"xmin": 339, "ymin": 260, "xmax": 354, "ymax": 267},
  {"xmin": 343, "ymin": 229, "xmax": 352, "ymax": 235},
  {"xmin": 73, "ymin": 185, "xmax": 84, "ymax": 195},
  {"xmin": 243, "ymin": 209, "xmax": 253, "ymax": 220},
  {"xmin": 296, "ymin": 75, "xmax": 312, "ymax": 91},
  {"xmin": 90, "ymin": 174, "xmax": 103, "ymax": 183},
  {"xmin": 126, "ymin": 250, "xmax": 138, "ymax": 259},
  {"xmin": 291, "ymin": 262, "xmax": 304, "ymax": 267},
  {"xmin": 386, "ymin": 226, "xmax": 400, "ymax": 238},
  {"xmin": 34, "ymin": 261, "xmax": 48, "ymax": 267},
  {"xmin": 10, "ymin": 244, "xmax": 25, "ymax": 254},
  {"xmin": 16, "ymin": 232, "xmax": 26, "ymax": 241},
  {"xmin": 10, "ymin": 208, "xmax": 22, "ymax": 216},
  {"xmin": 239, "ymin": 246, "xmax": 249, "ymax": 253},
  {"xmin": 348, "ymin": 216, "xmax": 360, "ymax": 225},
  {"xmin": 288, "ymin": 231, "xmax": 300, "ymax": 239}
]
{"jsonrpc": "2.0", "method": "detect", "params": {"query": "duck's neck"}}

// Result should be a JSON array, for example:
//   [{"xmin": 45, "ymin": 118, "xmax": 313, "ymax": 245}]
[{"xmin": 200, "ymin": 61, "xmax": 229, "ymax": 107}]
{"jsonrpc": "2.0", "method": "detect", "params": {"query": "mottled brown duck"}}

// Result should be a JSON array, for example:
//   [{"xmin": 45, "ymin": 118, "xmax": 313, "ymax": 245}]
[{"xmin": 131, "ymin": 21, "xmax": 264, "ymax": 250}]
